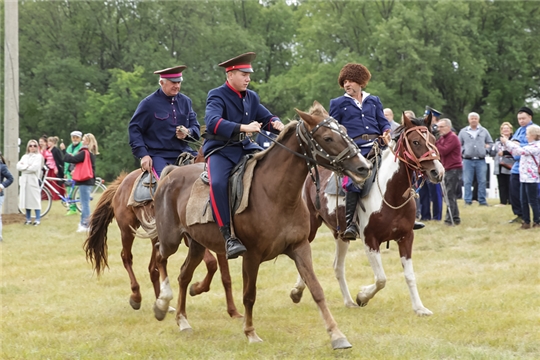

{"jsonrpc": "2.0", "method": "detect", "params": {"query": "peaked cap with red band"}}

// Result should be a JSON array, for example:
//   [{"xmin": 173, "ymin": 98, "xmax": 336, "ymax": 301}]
[
  {"xmin": 219, "ymin": 52, "xmax": 256, "ymax": 73},
  {"xmin": 154, "ymin": 65, "xmax": 187, "ymax": 82}
]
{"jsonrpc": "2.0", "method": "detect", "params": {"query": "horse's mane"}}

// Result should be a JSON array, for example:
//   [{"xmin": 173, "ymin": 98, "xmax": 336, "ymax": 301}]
[
  {"xmin": 393, "ymin": 116, "xmax": 428, "ymax": 140},
  {"xmin": 252, "ymin": 120, "xmax": 298, "ymax": 161},
  {"xmin": 307, "ymin": 102, "xmax": 329, "ymax": 118}
]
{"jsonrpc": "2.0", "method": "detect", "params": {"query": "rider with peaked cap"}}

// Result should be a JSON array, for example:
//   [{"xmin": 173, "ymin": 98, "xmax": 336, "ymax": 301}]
[
  {"xmin": 203, "ymin": 52, "xmax": 284, "ymax": 260},
  {"xmin": 129, "ymin": 65, "xmax": 200, "ymax": 177}
]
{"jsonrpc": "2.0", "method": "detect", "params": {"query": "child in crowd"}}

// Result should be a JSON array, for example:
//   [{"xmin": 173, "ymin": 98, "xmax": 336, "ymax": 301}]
[{"xmin": 501, "ymin": 125, "xmax": 540, "ymax": 229}]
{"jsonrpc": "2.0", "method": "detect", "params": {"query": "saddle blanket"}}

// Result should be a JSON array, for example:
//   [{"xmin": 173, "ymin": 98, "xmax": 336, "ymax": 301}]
[{"xmin": 186, "ymin": 158, "xmax": 258, "ymax": 226}]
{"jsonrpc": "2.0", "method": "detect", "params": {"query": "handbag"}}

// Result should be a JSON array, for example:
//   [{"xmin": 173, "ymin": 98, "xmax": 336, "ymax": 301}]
[
  {"xmin": 499, "ymin": 155, "xmax": 515, "ymax": 170},
  {"xmin": 71, "ymin": 149, "xmax": 94, "ymax": 182}
]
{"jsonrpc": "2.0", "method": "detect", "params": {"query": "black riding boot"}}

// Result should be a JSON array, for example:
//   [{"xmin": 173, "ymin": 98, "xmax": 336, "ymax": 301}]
[
  {"xmin": 413, "ymin": 221, "xmax": 425, "ymax": 230},
  {"xmin": 219, "ymin": 225, "xmax": 247, "ymax": 260},
  {"xmin": 342, "ymin": 191, "xmax": 360, "ymax": 241}
]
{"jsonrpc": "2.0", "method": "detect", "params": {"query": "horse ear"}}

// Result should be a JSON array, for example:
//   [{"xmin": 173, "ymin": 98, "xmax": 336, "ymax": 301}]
[
  {"xmin": 402, "ymin": 112, "xmax": 413, "ymax": 128},
  {"xmin": 424, "ymin": 113, "xmax": 433, "ymax": 129},
  {"xmin": 295, "ymin": 108, "xmax": 315, "ymax": 127},
  {"xmin": 312, "ymin": 100, "xmax": 321, "ymax": 107}
]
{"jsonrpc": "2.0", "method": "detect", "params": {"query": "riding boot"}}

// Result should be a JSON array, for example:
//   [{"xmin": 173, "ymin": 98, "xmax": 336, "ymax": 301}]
[
  {"xmin": 219, "ymin": 225, "xmax": 247, "ymax": 260},
  {"xmin": 413, "ymin": 221, "xmax": 425, "ymax": 230},
  {"xmin": 342, "ymin": 191, "xmax": 360, "ymax": 241}
]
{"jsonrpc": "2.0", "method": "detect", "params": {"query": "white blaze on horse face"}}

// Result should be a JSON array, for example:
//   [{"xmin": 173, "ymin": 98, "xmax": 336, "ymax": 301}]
[{"xmin": 357, "ymin": 149, "xmax": 400, "ymax": 235}]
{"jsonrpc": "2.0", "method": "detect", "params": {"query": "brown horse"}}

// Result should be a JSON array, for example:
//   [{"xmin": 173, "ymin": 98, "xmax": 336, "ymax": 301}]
[
  {"xmin": 143, "ymin": 102, "xmax": 371, "ymax": 349},
  {"xmin": 291, "ymin": 114, "xmax": 444, "ymax": 316},
  {"xmin": 84, "ymin": 159, "xmax": 242, "ymax": 318}
]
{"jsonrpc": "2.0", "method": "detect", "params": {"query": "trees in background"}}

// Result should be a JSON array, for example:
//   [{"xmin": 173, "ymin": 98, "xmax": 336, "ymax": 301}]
[{"xmin": 2, "ymin": 0, "xmax": 538, "ymax": 179}]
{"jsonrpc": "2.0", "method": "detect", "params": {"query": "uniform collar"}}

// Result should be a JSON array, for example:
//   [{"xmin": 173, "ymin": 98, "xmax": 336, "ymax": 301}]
[{"xmin": 225, "ymin": 81, "xmax": 246, "ymax": 98}]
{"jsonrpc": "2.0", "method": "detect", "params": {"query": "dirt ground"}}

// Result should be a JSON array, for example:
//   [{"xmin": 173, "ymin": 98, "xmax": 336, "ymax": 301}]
[{"xmin": 3, "ymin": 213, "xmax": 26, "ymax": 225}]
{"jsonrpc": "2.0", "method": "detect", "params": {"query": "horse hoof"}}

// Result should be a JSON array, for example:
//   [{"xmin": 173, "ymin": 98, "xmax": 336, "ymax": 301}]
[
  {"xmin": 189, "ymin": 283, "xmax": 199, "ymax": 297},
  {"xmin": 168, "ymin": 306, "xmax": 176, "ymax": 313},
  {"xmin": 153, "ymin": 304, "xmax": 167, "ymax": 321},
  {"xmin": 332, "ymin": 337, "xmax": 352, "ymax": 350},
  {"xmin": 129, "ymin": 298, "xmax": 141, "ymax": 310},
  {"xmin": 247, "ymin": 333, "xmax": 263, "ymax": 343},
  {"xmin": 290, "ymin": 289, "xmax": 303, "ymax": 304},
  {"xmin": 345, "ymin": 302, "xmax": 359, "ymax": 308},
  {"xmin": 356, "ymin": 294, "xmax": 369, "ymax": 307},
  {"xmin": 415, "ymin": 308, "xmax": 433, "ymax": 317},
  {"xmin": 229, "ymin": 310, "xmax": 244, "ymax": 319}
]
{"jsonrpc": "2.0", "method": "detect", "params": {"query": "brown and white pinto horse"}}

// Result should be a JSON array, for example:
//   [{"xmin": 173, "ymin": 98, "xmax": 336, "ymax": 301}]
[
  {"xmin": 84, "ymin": 159, "xmax": 242, "ymax": 318},
  {"xmin": 291, "ymin": 114, "xmax": 444, "ymax": 316},
  {"xmin": 143, "ymin": 102, "xmax": 372, "ymax": 349}
]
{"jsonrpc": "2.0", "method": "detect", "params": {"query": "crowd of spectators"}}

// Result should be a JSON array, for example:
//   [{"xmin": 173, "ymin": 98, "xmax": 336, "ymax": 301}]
[{"xmin": 384, "ymin": 106, "xmax": 540, "ymax": 229}]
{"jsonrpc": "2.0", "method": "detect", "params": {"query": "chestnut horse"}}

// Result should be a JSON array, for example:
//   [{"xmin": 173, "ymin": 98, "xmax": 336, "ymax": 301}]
[
  {"xmin": 84, "ymin": 157, "xmax": 242, "ymax": 318},
  {"xmin": 143, "ymin": 102, "xmax": 371, "ymax": 349},
  {"xmin": 291, "ymin": 114, "xmax": 444, "ymax": 316}
]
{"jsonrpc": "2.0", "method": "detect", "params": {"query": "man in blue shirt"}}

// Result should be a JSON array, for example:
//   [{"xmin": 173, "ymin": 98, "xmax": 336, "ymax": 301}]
[
  {"xmin": 329, "ymin": 63, "xmax": 391, "ymax": 241},
  {"xmin": 129, "ymin": 65, "xmax": 200, "ymax": 177},
  {"xmin": 203, "ymin": 52, "xmax": 284, "ymax": 259},
  {"xmin": 508, "ymin": 106, "xmax": 536, "ymax": 223}
]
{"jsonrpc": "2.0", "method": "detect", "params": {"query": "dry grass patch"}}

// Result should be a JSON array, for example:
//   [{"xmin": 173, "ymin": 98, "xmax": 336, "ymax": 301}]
[{"xmin": 1, "ymin": 199, "xmax": 539, "ymax": 359}]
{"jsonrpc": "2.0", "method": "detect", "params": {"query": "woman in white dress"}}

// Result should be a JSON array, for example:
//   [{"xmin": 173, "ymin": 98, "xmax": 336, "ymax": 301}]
[{"xmin": 17, "ymin": 139, "xmax": 44, "ymax": 225}]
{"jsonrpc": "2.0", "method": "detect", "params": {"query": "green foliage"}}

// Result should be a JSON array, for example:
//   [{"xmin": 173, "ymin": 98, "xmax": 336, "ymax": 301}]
[{"xmin": 5, "ymin": 0, "xmax": 540, "ymax": 180}]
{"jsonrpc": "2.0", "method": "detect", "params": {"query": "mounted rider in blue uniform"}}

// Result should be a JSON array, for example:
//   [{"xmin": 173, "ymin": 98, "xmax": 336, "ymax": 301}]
[
  {"xmin": 129, "ymin": 65, "xmax": 200, "ymax": 177},
  {"xmin": 329, "ymin": 63, "xmax": 392, "ymax": 241},
  {"xmin": 202, "ymin": 52, "xmax": 284, "ymax": 259}
]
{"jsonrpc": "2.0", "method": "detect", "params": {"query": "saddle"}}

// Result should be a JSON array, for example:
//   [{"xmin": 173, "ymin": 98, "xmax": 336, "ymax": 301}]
[
  {"xmin": 186, "ymin": 155, "xmax": 258, "ymax": 226},
  {"xmin": 128, "ymin": 152, "xmax": 197, "ymax": 206},
  {"xmin": 324, "ymin": 153, "xmax": 381, "ymax": 200}
]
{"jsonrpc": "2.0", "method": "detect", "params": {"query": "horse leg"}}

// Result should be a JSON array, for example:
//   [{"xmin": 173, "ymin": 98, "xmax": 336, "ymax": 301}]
[
  {"xmin": 333, "ymin": 237, "xmax": 358, "ymax": 308},
  {"xmin": 216, "ymin": 253, "xmax": 243, "ymax": 318},
  {"xmin": 287, "ymin": 241, "xmax": 352, "ymax": 350},
  {"xmin": 241, "ymin": 255, "xmax": 263, "ymax": 343},
  {"xmin": 149, "ymin": 237, "xmax": 175, "ymax": 313},
  {"xmin": 398, "ymin": 232, "xmax": 432, "ymax": 316},
  {"xmin": 189, "ymin": 248, "xmax": 217, "ymax": 297},
  {"xmin": 119, "ymin": 227, "xmax": 143, "ymax": 310},
  {"xmin": 289, "ymin": 274, "xmax": 305, "ymax": 303},
  {"xmin": 356, "ymin": 241, "xmax": 386, "ymax": 307},
  {"xmin": 176, "ymin": 239, "xmax": 207, "ymax": 332}
]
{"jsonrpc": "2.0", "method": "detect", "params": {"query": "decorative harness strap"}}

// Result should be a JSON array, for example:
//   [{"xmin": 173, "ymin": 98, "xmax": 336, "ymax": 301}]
[
  {"xmin": 376, "ymin": 125, "xmax": 440, "ymax": 210},
  {"xmin": 260, "ymin": 117, "xmax": 361, "ymax": 209}
]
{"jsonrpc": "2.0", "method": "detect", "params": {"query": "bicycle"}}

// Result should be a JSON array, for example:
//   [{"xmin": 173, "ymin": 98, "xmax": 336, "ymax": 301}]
[{"xmin": 20, "ymin": 171, "xmax": 107, "ymax": 217}]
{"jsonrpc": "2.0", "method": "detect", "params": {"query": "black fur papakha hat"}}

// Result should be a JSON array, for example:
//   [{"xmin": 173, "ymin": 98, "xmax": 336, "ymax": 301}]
[{"xmin": 338, "ymin": 63, "xmax": 371, "ymax": 88}]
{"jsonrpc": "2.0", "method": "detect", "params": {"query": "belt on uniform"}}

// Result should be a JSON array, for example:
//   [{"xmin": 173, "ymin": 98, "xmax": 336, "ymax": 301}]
[
  {"xmin": 352, "ymin": 134, "xmax": 379, "ymax": 141},
  {"xmin": 202, "ymin": 132, "xmax": 248, "ymax": 142},
  {"xmin": 463, "ymin": 157, "xmax": 484, "ymax": 160}
]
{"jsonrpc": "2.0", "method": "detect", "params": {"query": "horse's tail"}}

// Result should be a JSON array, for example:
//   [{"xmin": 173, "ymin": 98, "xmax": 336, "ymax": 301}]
[{"xmin": 84, "ymin": 172, "xmax": 128, "ymax": 276}]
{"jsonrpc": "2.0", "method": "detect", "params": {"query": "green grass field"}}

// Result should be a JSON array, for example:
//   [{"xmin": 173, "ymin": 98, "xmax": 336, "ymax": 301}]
[{"xmin": 1, "ymin": 199, "xmax": 539, "ymax": 359}]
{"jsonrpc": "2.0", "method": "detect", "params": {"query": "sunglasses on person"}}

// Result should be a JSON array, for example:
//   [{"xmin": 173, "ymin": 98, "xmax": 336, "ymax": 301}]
[{"xmin": 29, "ymin": 144, "xmax": 38, "ymax": 147}]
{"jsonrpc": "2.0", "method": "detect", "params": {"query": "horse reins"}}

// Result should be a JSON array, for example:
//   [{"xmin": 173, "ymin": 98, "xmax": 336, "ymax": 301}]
[{"xmin": 259, "ymin": 117, "xmax": 361, "ymax": 209}]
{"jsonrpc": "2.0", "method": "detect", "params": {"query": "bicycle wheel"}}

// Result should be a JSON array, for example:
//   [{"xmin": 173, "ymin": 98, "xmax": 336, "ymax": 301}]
[
  {"xmin": 20, "ymin": 186, "xmax": 52, "ymax": 217},
  {"xmin": 92, "ymin": 178, "xmax": 107, "ymax": 196}
]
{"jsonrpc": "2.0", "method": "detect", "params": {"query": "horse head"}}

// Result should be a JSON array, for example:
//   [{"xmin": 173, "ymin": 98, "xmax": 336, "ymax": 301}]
[
  {"xmin": 396, "ymin": 113, "xmax": 445, "ymax": 183},
  {"xmin": 294, "ymin": 101, "xmax": 372, "ymax": 184}
]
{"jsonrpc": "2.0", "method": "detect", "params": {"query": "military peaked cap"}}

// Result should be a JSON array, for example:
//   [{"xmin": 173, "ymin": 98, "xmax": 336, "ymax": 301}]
[
  {"xmin": 219, "ymin": 52, "xmax": 256, "ymax": 73},
  {"xmin": 154, "ymin": 65, "xmax": 187, "ymax": 82},
  {"xmin": 424, "ymin": 106, "xmax": 442, "ymax": 118}
]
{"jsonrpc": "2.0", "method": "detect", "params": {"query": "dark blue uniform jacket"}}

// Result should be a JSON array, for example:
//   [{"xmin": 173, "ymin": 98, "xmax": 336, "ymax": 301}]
[
  {"xmin": 329, "ymin": 93, "xmax": 390, "ymax": 156},
  {"xmin": 202, "ymin": 82, "xmax": 279, "ymax": 163},
  {"xmin": 129, "ymin": 88, "xmax": 200, "ymax": 159}
]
